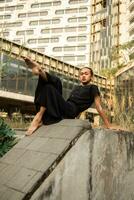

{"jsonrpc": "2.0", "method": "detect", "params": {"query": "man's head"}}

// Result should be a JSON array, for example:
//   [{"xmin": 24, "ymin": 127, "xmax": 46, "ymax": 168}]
[{"xmin": 79, "ymin": 67, "xmax": 93, "ymax": 85}]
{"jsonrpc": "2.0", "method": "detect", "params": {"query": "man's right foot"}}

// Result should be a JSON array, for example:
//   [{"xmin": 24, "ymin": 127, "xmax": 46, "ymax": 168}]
[{"xmin": 22, "ymin": 57, "xmax": 42, "ymax": 75}]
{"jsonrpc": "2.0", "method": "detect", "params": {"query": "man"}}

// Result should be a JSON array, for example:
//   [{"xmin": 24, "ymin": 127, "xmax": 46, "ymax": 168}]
[{"xmin": 23, "ymin": 57, "xmax": 111, "ymax": 136}]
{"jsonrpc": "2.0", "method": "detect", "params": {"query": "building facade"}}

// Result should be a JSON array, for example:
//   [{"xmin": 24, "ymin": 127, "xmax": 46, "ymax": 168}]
[
  {"xmin": 0, "ymin": 0, "xmax": 91, "ymax": 67},
  {"xmin": 129, "ymin": 0, "xmax": 134, "ymax": 41},
  {"xmin": 90, "ymin": 0, "xmax": 129, "ymax": 73}
]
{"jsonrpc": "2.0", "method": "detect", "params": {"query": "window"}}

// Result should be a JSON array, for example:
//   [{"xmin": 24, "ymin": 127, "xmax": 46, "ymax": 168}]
[
  {"xmin": 0, "ymin": 7, "xmax": 4, "ymax": 11},
  {"xmin": 17, "ymin": 5, "xmax": 24, "ymax": 9},
  {"xmin": 64, "ymin": 46, "xmax": 75, "ymax": 51},
  {"xmin": 78, "ymin": 26, "xmax": 87, "ymax": 31},
  {"xmin": 5, "ymin": 22, "xmax": 22, "ymax": 27},
  {"xmin": 18, "ymin": 13, "xmax": 26, "ymax": 18},
  {"xmin": 79, "ymin": 7, "xmax": 88, "ymax": 12},
  {"xmin": 52, "ymin": 28, "xmax": 63, "ymax": 33},
  {"xmin": 39, "ymin": 20, "xmax": 50, "ymax": 25},
  {"xmin": 77, "ymin": 55, "xmax": 86, "ymax": 61},
  {"xmin": 53, "ymin": 1, "xmax": 61, "ymax": 6},
  {"xmin": 53, "ymin": 47, "xmax": 62, "ymax": 52},
  {"xmin": 77, "ymin": 46, "xmax": 86, "ymax": 50},
  {"xmin": 78, "ymin": 17, "xmax": 87, "ymax": 22},
  {"xmin": 65, "ymin": 27, "xmax": 77, "ymax": 32},
  {"xmin": 28, "ymin": 12, "xmax": 38, "ymax": 17},
  {"xmin": 78, "ymin": 36, "xmax": 86, "ymax": 41},
  {"xmin": 41, "ymin": 2, "xmax": 51, "ymax": 7},
  {"xmin": 68, "ymin": 18, "xmax": 77, "ymax": 23},
  {"xmin": 29, "ymin": 21, "xmax": 38, "ymax": 25},
  {"xmin": 55, "ymin": 9, "xmax": 64, "ymax": 14},
  {"xmin": 31, "ymin": 4, "xmax": 39, "ymax": 8},
  {"xmin": 41, "ymin": 29, "xmax": 50, "ymax": 34},
  {"xmin": 67, "ymin": 36, "xmax": 77, "ymax": 42},
  {"xmin": 38, "ymin": 38, "xmax": 49, "ymax": 43},
  {"xmin": 65, "ymin": 8, "xmax": 77, "ymax": 14},
  {"xmin": 5, "ymin": 6, "xmax": 15, "ymax": 11},
  {"xmin": 52, "ymin": 19, "xmax": 60, "ymax": 24},
  {"xmin": 63, "ymin": 56, "xmax": 75, "ymax": 61},
  {"xmin": 40, "ymin": 11, "xmax": 48, "ymax": 16},
  {"xmin": 0, "ymin": 15, "xmax": 11, "ymax": 19},
  {"xmin": 16, "ymin": 30, "xmax": 33, "ymax": 35},
  {"xmin": 2, "ymin": 32, "xmax": 9, "ymax": 36},
  {"xmin": 13, "ymin": 39, "xmax": 21, "ymax": 44},
  {"xmin": 28, "ymin": 39, "xmax": 37, "ymax": 44},
  {"xmin": 51, "ymin": 37, "xmax": 59, "ymax": 42},
  {"xmin": 69, "ymin": 0, "xmax": 88, "ymax": 4}
]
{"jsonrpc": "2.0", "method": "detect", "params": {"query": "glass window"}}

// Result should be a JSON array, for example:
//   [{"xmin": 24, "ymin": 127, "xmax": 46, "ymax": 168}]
[
  {"xmin": 78, "ymin": 26, "xmax": 87, "ymax": 31},
  {"xmin": 52, "ymin": 19, "xmax": 60, "ymax": 24},
  {"xmin": 41, "ymin": 29, "xmax": 50, "ymax": 34},
  {"xmin": 38, "ymin": 38, "xmax": 49, "ymax": 43},
  {"xmin": 28, "ymin": 12, "xmax": 39, "ymax": 17},
  {"xmin": 63, "ymin": 56, "xmax": 75, "ymax": 61},
  {"xmin": 2, "ymin": 32, "xmax": 9, "ymax": 36},
  {"xmin": 53, "ymin": 47, "xmax": 62, "ymax": 52},
  {"xmin": 41, "ymin": 2, "xmax": 51, "ymax": 7},
  {"xmin": 64, "ymin": 46, "xmax": 75, "ymax": 51},
  {"xmin": 68, "ymin": 18, "xmax": 77, "ymax": 23},
  {"xmin": 67, "ymin": 36, "xmax": 77, "ymax": 42},
  {"xmin": 69, "ymin": 0, "xmax": 88, "ymax": 4},
  {"xmin": 17, "ymin": 5, "xmax": 24, "ymax": 9},
  {"xmin": 65, "ymin": 27, "xmax": 77, "ymax": 32},
  {"xmin": 18, "ymin": 13, "xmax": 26, "ymax": 18},
  {"xmin": 13, "ymin": 39, "xmax": 21, "ymax": 44},
  {"xmin": 53, "ymin": 1, "xmax": 61, "ymax": 6},
  {"xmin": 78, "ymin": 36, "xmax": 86, "ymax": 41},
  {"xmin": 78, "ymin": 17, "xmax": 87, "ymax": 22},
  {"xmin": 79, "ymin": 7, "xmax": 88, "ymax": 12},
  {"xmin": 4, "ymin": 15, "xmax": 11, "ymax": 19},
  {"xmin": 5, "ymin": 6, "xmax": 15, "ymax": 11},
  {"xmin": 51, "ymin": 37, "xmax": 59, "ymax": 42},
  {"xmin": 65, "ymin": 8, "xmax": 77, "ymax": 14},
  {"xmin": 52, "ymin": 28, "xmax": 63, "ymax": 33},
  {"xmin": 77, "ymin": 46, "xmax": 86, "ymax": 50},
  {"xmin": 0, "ymin": 8, "xmax": 4, "ymax": 11},
  {"xmin": 40, "ymin": 11, "xmax": 48, "ymax": 16},
  {"xmin": 55, "ymin": 9, "xmax": 64, "ymax": 14},
  {"xmin": 39, "ymin": 20, "xmax": 50, "ymax": 25},
  {"xmin": 31, "ymin": 4, "xmax": 39, "ymax": 8},
  {"xmin": 26, "ymin": 30, "xmax": 34, "ymax": 35},
  {"xmin": 77, "ymin": 55, "xmax": 86, "ymax": 61},
  {"xmin": 28, "ymin": 39, "xmax": 37, "ymax": 44},
  {"xmin": 16, "ymin": 31, "xmax": 25, "ymax": 35},
  {"xmin": 29, "ymin": 21, "xmax": 38, "ymax": 25}
]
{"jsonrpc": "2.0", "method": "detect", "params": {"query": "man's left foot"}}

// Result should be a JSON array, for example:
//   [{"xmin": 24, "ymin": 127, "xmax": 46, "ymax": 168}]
[{"xmin": 25, "ymin": 122, "xmax": 43, "ymax": 136}]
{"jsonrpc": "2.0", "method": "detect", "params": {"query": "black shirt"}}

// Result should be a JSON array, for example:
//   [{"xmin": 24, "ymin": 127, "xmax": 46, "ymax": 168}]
[{"xmin": 67, "ymin": 84, "xmax": 100, "ymax": 113}]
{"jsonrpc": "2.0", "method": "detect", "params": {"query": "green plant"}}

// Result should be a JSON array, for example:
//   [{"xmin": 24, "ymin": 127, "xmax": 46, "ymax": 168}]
[{"xmin": 0, "ymin": 117, "xmax": 17, "ymax": 157}]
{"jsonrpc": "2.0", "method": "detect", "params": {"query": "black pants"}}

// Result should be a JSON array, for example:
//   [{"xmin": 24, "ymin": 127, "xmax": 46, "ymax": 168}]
[{"xmin": 34, "ymin": 75, "xmax": 77, "ymax": 125}]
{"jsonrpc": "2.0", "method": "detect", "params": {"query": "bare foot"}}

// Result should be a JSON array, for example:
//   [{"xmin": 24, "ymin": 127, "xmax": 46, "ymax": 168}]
[
  {"xmin": 25, "ymin": 122, "xmax": 43, "ymax": 136},
  {"xmin": 22, "ymin": 57, "xmax": 42, "ymax": 75}
]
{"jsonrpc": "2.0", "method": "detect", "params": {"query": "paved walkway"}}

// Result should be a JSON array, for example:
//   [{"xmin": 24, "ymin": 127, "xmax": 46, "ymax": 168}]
[{"xmin": 0, "ymin": 119, "xmax": 91, "ymax": 200}]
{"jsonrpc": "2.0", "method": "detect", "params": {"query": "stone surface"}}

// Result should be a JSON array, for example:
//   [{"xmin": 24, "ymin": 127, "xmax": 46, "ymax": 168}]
[{"xmin": 0, "ymin": 119, "xmax": 89, "ymax": 200}]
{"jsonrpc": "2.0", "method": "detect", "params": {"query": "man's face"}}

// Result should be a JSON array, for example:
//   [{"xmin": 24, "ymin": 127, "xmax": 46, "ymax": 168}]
[{"xmin": 79, "ymin": 68, "xmax": 92, "ymax": 85}]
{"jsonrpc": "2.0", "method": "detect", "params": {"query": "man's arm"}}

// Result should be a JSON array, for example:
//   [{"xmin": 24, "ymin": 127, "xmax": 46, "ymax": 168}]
[{"xmin": 94, "ymin": 95, "xmax": 111, "ymax": 128}]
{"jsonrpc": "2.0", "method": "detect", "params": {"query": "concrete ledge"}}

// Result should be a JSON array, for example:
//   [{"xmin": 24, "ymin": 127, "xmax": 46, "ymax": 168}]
[{"xmin": 0, "ymin": 119, "xmax": 91, "ymax": 200}]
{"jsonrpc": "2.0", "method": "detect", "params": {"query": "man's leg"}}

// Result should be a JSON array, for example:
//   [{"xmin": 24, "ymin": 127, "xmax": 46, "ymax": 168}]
[{"xmin": 26, "ymin": 106, "xmax": 46, "ymax": 136}]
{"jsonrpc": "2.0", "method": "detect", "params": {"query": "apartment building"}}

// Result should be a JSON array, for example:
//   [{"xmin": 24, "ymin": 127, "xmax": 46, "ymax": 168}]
[
  {"xmin": 129, "ymin": 0, "xmax": 134, "ymax": 41},
  {"xmin": 90, "ymin": 0, "xmax": 129, "ymax": 73},
  {"xmin": 0, "ymin": 0, "xmax": 91, "ymax": 67}
]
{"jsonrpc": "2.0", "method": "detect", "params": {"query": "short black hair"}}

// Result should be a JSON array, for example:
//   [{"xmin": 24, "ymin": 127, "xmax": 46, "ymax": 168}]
[{"xmin": 79, "ymin": 67, "xmax": 94, "ymax": 77}]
